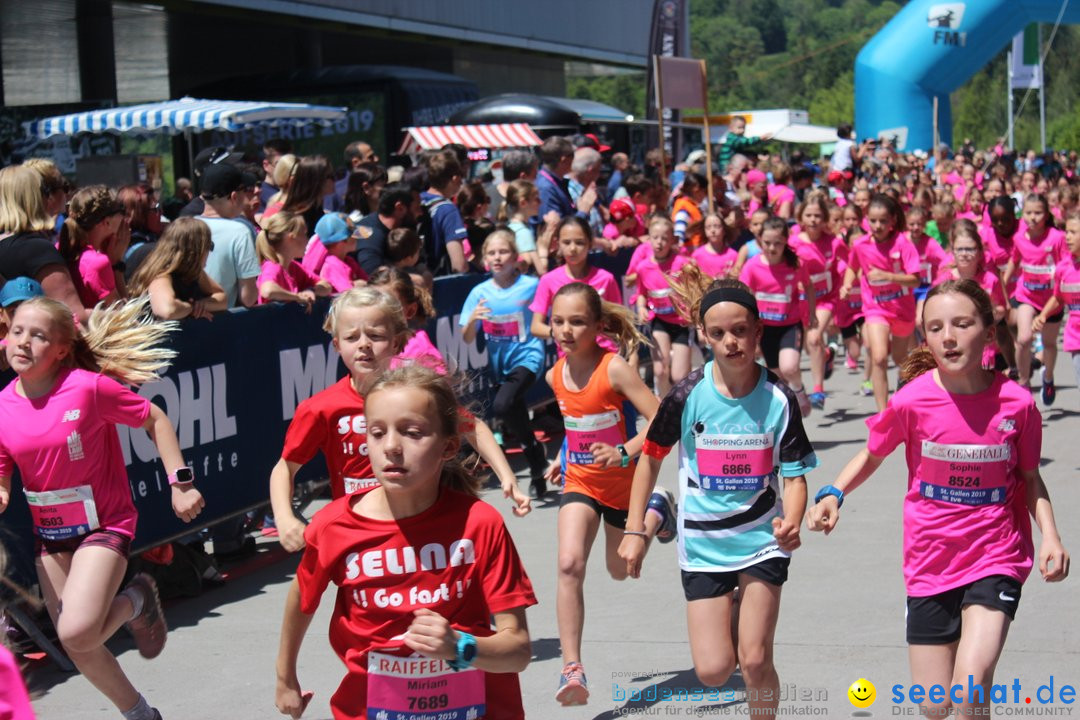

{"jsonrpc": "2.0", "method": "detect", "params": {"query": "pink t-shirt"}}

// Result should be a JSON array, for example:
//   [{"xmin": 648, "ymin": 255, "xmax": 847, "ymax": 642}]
[
  {"xmin": 801, "ymin": 231, "xmax": 848, "ymax": 310},
  {"xmin": 847, "ymin": 233, "xmax": 921, "ymax": 322},
  {"xmin": 691, "ymin": 244, "xmax": 738, "ymax": 278},
  {"xmin": 391, "ymin": 329, "xmax": 447, "ymax": 375},
  {"xmin": 833, "ymin": 255, "xmax": 863, "ymax": 328},
  {"xmin": 632, "ymin": 252, "xmax": 690, "ymax": 325},
  {"xmin": 321, "ymin": 254, "xmax": 367, "ymax": 293},
  {"xmin": 1051, "ymin": 256, "xmax": 1080, "ymax": 351},
  {"xmin": 0, "ymin": 368, "xmax": 151, "ymax": 539},
  {"xmin": 0, "ymin": 646, "xmax": 34, "ymax": 720},
  {"xmin": 909, "ymin": 234, "xmax": 950, "ymax": 286},
  {"xmin": 301, "ymin": 237, "xmax": 329, "ymax": 275},
  {"xmin": 1010, "ymin": 226, "xmax": 1067, "ymax": 310},
  {"xmin": 791, "ymin": 239, "xmax": 830, "ymax": 310},
  {"xmin": 530, "ymin": 264, "xmax": 623, "ymax": 355},
  {"xmin": 767, "ymin": 184, "xmax": 795, "ymax": 213},
  {"xmin": 980, "ymin": 225, "xmax": 1017, "ymax": 295},
  {"xmin": 257, "ymin": 259, "xmax": 322, "ymax": 305},
  {"xmin": 738, "ymin": 255, "xmax": 811, "ymax": 327},
  {"xmin": 72, "ymin": 247, "xmax": 115, "ymax": 307},
  {"xmin": 865, "ymin": 371, "xmax": 1039, "ymax": 596},
  {"xmin": 602, "ymin": 218, "xmax": 644, "ymax": 240},
  {"xmin": 934, "ymin": 267, "xmax": 1007, "ymax": 310}
]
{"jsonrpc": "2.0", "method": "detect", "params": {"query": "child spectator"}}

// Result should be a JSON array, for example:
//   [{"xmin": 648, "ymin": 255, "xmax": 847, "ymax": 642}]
[
  {"xmin": 717, "ymin": 116, "xmax": 772, "ymax": 173},
  {"xmin": 255, "ymin": 212, "xmax": 332, "ymax": 308},
  {"xmin": 58, "ymin": 186, "xmax": 130, "ymax": 307},
  {"xmin": 127, "ymin": 217, "xmax": 227, "ymax": 321}
]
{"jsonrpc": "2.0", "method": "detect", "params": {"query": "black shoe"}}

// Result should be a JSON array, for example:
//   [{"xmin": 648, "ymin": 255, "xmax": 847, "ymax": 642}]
[
  {"xmin": 530, "ymin": 476, "xmax": 547, "ymax": 499},
  {"xmin": 214, "ymin": 536, "xmax": 256, "ymax": 563}
]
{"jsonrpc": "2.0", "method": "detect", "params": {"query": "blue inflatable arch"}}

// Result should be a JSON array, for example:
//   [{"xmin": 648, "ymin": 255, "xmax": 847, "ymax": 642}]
[{"xmin": 855, "ymin": 0, "xmax": 1080, "ymax": 151}]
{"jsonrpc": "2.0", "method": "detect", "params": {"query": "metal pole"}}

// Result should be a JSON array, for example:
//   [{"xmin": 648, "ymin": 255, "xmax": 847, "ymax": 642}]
[
  {"xmin": 1038, "ymin": 24, "xmax": 1047, "ymax": 152},
  {"xmin": 1007, "ymin": 50, "xmax": 1015, "ymax": 150},
  {"xmin": 932, "ymin": 96, "xmax": 939, "ymax": 164}
]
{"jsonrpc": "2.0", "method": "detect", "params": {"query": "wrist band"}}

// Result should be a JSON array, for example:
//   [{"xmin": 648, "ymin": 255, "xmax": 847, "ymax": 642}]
[{"xmin": 623, "ymin": 530, "xmax": 648, "ymax": 537}]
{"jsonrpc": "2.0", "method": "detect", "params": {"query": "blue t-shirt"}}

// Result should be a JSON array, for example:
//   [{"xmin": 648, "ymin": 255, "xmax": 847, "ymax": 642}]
[
  {"xmin": 420, "ymin": 191, "xmax": 467, "ymax": 259},
  {"xmin": 646, "ymin": 364, "xmax": 818, "ymax": 572},
  {"xmin": 459, "ymin": 274, "xmax": 545, "ymax": 379}
]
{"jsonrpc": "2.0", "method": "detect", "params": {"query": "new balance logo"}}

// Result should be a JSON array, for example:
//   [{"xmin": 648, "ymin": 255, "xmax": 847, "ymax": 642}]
[
  {"xmin": 62, "ymin": 409, "xmax": 81, "ymax": 422},
  {"xmin": 67, "ymin": 431, "xmax": 84, "ymax": 461},
  {"xmin": 997, "ymin": 419, "xmax": 1015, "ymax": 432}
]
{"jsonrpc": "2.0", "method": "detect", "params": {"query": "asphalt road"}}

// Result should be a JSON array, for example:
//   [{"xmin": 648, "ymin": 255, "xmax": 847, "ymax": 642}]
[{"xmin": 25, "ymin": 354, "xmax": 1080, "ymax": 719}]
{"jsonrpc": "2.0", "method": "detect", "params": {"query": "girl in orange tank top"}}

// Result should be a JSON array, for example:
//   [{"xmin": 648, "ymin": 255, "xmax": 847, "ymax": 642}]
[{"xmin": 544, "ymin": 282, "xmax": 675, "ymax": 707}]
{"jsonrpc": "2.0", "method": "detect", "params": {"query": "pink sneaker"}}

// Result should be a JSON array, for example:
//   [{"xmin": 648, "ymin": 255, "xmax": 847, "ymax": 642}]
[{"xmin": 555, "ymin": 661, "xmax": 589, "ymax": 706}]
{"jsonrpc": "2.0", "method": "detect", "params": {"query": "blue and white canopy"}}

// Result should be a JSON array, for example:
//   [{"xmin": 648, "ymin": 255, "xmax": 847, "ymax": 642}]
[{"xmin": 25, "ymin": 97, "xmax": 348, "ymax": 139}]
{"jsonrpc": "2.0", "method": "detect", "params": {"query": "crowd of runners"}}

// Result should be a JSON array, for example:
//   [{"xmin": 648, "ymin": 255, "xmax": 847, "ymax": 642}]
[{"xmin": 0, "ymin": 121, "xmax": 1075, "ymax": 720}]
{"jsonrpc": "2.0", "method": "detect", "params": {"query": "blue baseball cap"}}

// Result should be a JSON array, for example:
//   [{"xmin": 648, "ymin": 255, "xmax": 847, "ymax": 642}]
[
  {"xmin": 0, "ymin": 277, "xmax": 44, "ymax": 308},
  {"xmin": 315, "ymin": 214, "xmax": 351, "ymax": 245}
]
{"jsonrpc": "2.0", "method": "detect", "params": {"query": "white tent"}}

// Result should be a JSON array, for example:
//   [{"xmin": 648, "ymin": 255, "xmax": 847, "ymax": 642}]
[{"xmin": 705, "ymin": 109, "xmax": 839, "ymax": 145}]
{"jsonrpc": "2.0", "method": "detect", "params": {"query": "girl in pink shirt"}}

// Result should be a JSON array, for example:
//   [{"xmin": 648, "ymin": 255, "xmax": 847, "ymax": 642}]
[
  {"xmin": 59, "ymin": 186, "xmax": 130, "ymax": 308},
  {"xmin": 841, "ymin": 194, "xmax": 922, "ymax": 411},
  {"xmin": 1002, "ymin": 194, "xmax": 1068, "ymax": 402},
  {"xmin": 305, "ymin": 214, "xmax": 367, "ymax": 293},
  {"xmin": 907, "ymin": 206, "xmax": 950, "ymax": 327},
  {"xmin": 633, "ymin": 216, "xmax": 691, "ymax": 397},
  {"xmin": 1033, "ymin": 212, "xmax": 1080, "ymax": 402},
  {"xmin": 256, "ymin": 212, "xmax": 332, "ymax": 308},
  {"xmin": 0, "ymin": 297, "xmax": 205, "ymax": 720},
  {"xmin": 690, "ymin": 212, "xmax": 739, "ymax": 279},
  {"xmin": 794, "ymin": 192, "xmax": 846, "ymax": 408},
  {"xmin": 808, "ymin": 279, "xmax": 1069, "ymax": 720},
  {"xmin": 739, "ymin": 217, "xmax": 815, "ymax": 416}
]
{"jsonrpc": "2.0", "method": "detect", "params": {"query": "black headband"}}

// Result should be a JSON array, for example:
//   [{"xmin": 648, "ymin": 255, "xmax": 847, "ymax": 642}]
[{"xmin": 699, "ymin": 287, "xmax": 759, "ymax": 324}]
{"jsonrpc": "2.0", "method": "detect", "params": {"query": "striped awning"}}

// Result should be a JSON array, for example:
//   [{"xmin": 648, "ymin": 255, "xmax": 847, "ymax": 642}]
[
  {"xmin": 25, "ymin": 97, "xmax": 348, "ymax": 139},
  {"xmin": 398, "ymin": 123, "xmax": 542, "ymax": 154}
]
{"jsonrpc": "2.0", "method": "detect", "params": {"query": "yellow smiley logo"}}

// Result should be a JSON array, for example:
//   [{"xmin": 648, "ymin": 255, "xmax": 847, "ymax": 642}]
[{"xmin": 848, "ymin": 678, "xmax": 876, "ymax": 708}]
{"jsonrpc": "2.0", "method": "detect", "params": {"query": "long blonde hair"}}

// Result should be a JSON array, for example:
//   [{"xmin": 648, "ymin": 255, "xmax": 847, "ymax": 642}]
[
  {"xmin": 18, "ymin": 296, "xmax": 177, "ymax": 386},
  {"xmin": 128, "ymin": 217, "xmax": 213, "ymax": 296},
  {"xmin": 0, "ymin": 165, "xmax": 54, "ymax": 234},
  {"xmin": 364, "ymin": 365, "xmax": 482, "ymax": 497},
  {"xmin": 255, "ymin": 211, "xmax": 307, "ymax": 265}
]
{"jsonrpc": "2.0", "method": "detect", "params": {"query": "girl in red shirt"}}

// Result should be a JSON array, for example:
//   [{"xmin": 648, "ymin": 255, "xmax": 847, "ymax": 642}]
[{"xmin": 275, "ymin": 365, "xmax": 537, "ymax": 720}]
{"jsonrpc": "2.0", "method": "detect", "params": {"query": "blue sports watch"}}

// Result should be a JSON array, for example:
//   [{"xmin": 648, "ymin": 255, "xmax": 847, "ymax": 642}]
[
  {"xmin": 449, "ymin": 631, "xmax": 477, "ymax": 671},
  {"xmin": 617, "ymin": 444, "xmax": 631, "ymax": 468},
  {"xmin": 814, "ymin": 484, "xmax": 845, "ymax": 508}
]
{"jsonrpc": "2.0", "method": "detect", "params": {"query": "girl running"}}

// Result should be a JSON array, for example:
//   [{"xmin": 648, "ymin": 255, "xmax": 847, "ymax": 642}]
[
  {"xmin": 546, "ymin": 282, "xmax": 668, "ymax": 707},
  {"xmin": 793, "ymin": 192, "xmax": 845, "ymax": 409},
  {"xmin": 633, "ymin": 216, "xmax": 691, "ymax": 396},
  {"xmin": 256, "ymin": 212, "xmax": 332, "ymax": 308},
  {"xmin": 275, "ymin": 365, "xmax": 537, "ymax": 720},
  {"xmin": 807, "ymin": 279, "xmax": 1069, "ymax": 719},
  {"xmin": 1003, "ymin": 194, "xmax": 1068, "ymax": 403},
  {"xmin": 731, "ymin": 208, "xmax": 771, "ymax": 277},
  {"xmin": 529, "ymin": 216, "xmax": 622, "ymax": 351},
  {"xmin": 691, "ymin": 211, "xmax": 739, "ymax": 279},
  {"xmin": 1033, "ymin": 212, "xmax": 1080, "ymax": 405},
  {"xmin": 982, "ymin": 197, "xmax": 1021, "ymax": 373},
  {"xmin": 739, "ymin": 217, "xmax": 816, "ymax": 417},
  {"xmin": 907, "ymin": 206, "xmax": 950, "ymax": 327},
  {"xmin": 460, "ymin": 229, "xmax": 549, "ymax": 498},
  {"xmin": 620, "ymin": 277, "xmax": 816, "ymax": 720},
  {"xmin": 0, "ymin": 296, "xmax": 205, "ymax": 720},
  {"xmin": 841, "ymin": 193, "xmax": 921, "ymax": 412}
]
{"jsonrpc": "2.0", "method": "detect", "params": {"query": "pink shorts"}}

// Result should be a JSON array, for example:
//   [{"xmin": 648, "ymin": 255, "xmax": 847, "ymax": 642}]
[{"xmin": 864, "ymin": 313, "xmax": 915, "ymax": 338}]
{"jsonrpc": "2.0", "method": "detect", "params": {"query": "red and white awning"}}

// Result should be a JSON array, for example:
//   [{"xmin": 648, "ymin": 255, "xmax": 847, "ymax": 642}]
[{"xmin": 397, "ymin": 123, "xmax": 542, "ymax": 154}]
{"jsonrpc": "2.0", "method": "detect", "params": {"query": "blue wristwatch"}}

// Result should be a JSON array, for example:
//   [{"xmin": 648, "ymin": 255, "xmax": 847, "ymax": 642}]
[
  {"xmin": 449, "ymin": 631, "xmax": 477, "ymax": 671},
  {"xmin": 814, "ymin": 484, "xmax": 845, "ymax": 508}
]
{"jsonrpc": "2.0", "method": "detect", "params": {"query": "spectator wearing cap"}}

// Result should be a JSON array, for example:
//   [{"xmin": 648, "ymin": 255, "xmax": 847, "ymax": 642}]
[
  {"xmin": 600, "ymin": 198, "xmax": 643, "ymax": 253},
  {"xmin": 0, "ymin": 165, "xmax": 89, "ymax": 324},
  {"xmin": 180, "ymin": 146, "xmax": 248, "ymax": 217},
  {"xmin": 0, "ymin": 276, "xmax": 45, "ymax": 371},
  {"xmin": 58, "ymin": 185, "xmax": 130, "ymax": 307},
  {"xmin": 198, "ymin": 163, "xmax": 260, "ymax": 308},
  {"xmin": 568, "ymin": 147, "xmax": 603, "ymax": 236},
  {"xmin": 303, "ymin": 214, "xmax": 366, "ymax": 293},
  {"xmin": 607, "ymin": 152, "xmax": 630, "ymax": 201},
  {"xmin": 261, "ymin": 138, "xmax": 294, "ymax": 207}
]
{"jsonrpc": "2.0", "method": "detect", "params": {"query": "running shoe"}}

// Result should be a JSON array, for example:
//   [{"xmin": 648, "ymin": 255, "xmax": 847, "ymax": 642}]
[
  {"xmin": 647, "ymin": 487, "xmax": 678, "ymax": 544},
  {"xmin": 1042, "ymin": 372, "xmax": 1056, "ymax": 406},
  {"xmin": 794, "ymin": 388, "xmax": 812, "ymax": 418},
  {"xmin": 809, "ymin": 391, "xmax": 826, "ymax": 410},
  {"xmin": 824, "ymin": 344, "xmax": 836, "ymax": 381},
  {"xmin": 555, "ymin": 662, "xmax": 589, "ymax": 706},
  {"xmin": 845, "ymin": 355, "xmax": 859, "ymax": 372},
  {"xmin": 860, "ymin": 380, "xmax": 874, "ymax": 396},
  {"xmin": 124, "ymin": 573, "xmax": 167, "ymax": 659}
]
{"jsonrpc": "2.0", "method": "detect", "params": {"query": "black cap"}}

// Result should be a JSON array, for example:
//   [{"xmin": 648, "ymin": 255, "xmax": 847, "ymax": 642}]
[
  {"xmin": 200, "ymin": 164, "xmax": 245, "ymax": 199},
  {"xmin": 193, "ymin": 146, "xmax": 246, "ymax": 178}
]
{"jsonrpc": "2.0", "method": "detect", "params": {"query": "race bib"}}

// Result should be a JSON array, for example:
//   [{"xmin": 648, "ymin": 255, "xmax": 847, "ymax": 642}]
[
  {"xmin": 868, "ymin": 277, "xmax": 903, "ymax": 303},
  {"xmin": 847, "ymin": 285, "xmax": 863, "ymax": 311},
  {"xmin": 367, "ymin": 651, "xmax": 485, "ymax": 720},
  {"xmin": 481, "ymin": 312, "xmax": 525, "ymax": 342},
  {"xmin": 564, "ymin": 410, "xmax": 623, "ymax": 464},
  {"xmin": 25, "ymin": 485, "xmax": 100, "ymax": 541},
  {"xmin": 809, "ymin": 271, "xmax": 831, "ymax": 298},
  {"xmin": 1060, "ymin": 282, "xmax": 1080, "ymax": 311},
  {"xmin": 344, "ymin": 477, "xmax": 379, "ymax": 495},
  {"xmin": 918, "ymin": 441, "xmax": 1010, "ymax": 506},
  {"xmin": 694, "ymin": 434, "xmax": 774, "ymax": 492},
  {"xmin": 920, "ymin": 261, "xmax": 934, "ymax": 285},
  {"xmin": 755, "ymin": 290, "xmax": 791, "ymax": 323},
  {"xmin": 1021, "ymin": 263, "xmax": 1054, "ymax": 292},
  {"xmin": 648, "ymin": 288, "xmax": 676, "ymax": 316}
]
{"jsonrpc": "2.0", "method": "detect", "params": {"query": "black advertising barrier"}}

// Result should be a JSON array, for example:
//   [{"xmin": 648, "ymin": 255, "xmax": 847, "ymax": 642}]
[{"xmin": 0, "ymin": 248, "xmax": 635, "ymax": 592}]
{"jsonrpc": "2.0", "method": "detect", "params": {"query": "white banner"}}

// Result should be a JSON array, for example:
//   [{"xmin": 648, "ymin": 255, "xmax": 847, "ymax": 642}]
[{"xmin": 1011, "ymin": 26, "xmax": 1041, "ymax": 91}]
